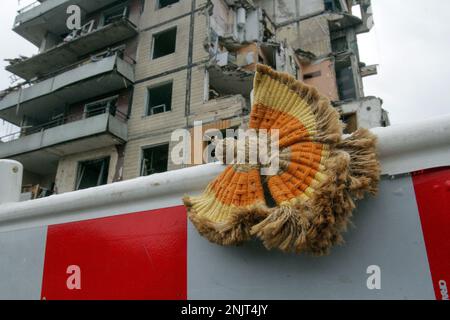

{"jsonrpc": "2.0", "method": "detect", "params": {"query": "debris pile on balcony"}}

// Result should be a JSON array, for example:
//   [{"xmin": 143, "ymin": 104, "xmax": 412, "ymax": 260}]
[{"xmin": 4, "ymin": 56, "xmax": 28, "ymax": 66}]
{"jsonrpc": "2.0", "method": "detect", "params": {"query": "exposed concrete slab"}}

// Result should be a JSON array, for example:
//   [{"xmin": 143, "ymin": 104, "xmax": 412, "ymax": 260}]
[
  {"xmin": 361, "ymin": 64, "xmax": 378, "ymax": 77},
  {"xmin": 208, "ymin": 66, "xmax": 254, "ymax": 98},
  {"xmin": 14, "ymin": 0, "xmax": 121, "ymax": 46},
  {"xmin": 7, "ymin": 19, "xmax": 138, "ymax": 81},
  {"xmin": 337, "ymin": 96, "xmax": 385, "ymax": 129},
  {"xmin": 0, "ymin": 114, "xmax": 127, "ymax": 173},
  {"xmin": 328, "ymin": 12, "xmax": 363, "ymax": 31},
  {"xmin": 0, "ymin": 55, "xmax": 134, "ymax": 125}
]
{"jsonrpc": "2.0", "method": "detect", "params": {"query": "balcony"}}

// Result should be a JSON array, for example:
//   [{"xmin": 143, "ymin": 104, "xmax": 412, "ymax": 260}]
[
  {"xmin": 0, "ymin": 110, "xmax": 128, "ymax": 176},
  {"xmin": 0, "ymin": 53, "xmax": 134, "ymax": 126},
  {"xmin": 327, "ymin": 12, "xmax": 363, "ymax": 32},
  {"xmin": 7, "ymin": 18, "xmax": 138, "ymax": 81},
  {"xmin": 14, "ymin": 0, "xmax": 121, "ymax": 46},
  {"xmin": 325, "ymin": 0, "xmax": 374, "ymax": 34}
]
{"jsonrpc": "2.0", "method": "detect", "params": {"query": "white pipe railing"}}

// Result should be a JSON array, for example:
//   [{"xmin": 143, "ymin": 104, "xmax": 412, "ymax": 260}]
[
  {"xmin": 0, "ymin": 162, "xmax": 222, "ymax": 230},
  {"xmin": 372, "ymin": 114, "xmax": 450, "ymax": 175}
]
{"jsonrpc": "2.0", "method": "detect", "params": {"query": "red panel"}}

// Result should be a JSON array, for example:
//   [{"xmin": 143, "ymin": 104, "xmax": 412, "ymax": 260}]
[
  {"xmin": 413, "ymin": 168, "xmax": 450, "ymax": 300},
  {"xmin": 41, "ymin": 206, "xmax": 187, "ymax": 300}
]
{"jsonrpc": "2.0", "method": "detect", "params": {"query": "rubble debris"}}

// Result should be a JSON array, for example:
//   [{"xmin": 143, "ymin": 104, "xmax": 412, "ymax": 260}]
[{"xmin": 4, "ymin": 56, "xmax": 28, "ymax": 65}]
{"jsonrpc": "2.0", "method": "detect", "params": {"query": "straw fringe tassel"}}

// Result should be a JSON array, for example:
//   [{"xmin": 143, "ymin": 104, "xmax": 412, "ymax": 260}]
[
  {"xmin": 251, "ymin": 151, "xmax": 354, "ymax": 255},
  {"xmin": 183, "ymin": 196, "xmax": 268, "ymax": 246},
  {"xmin": 337, "ymin": 129, "xmax": 380, "ymax": 199},
  {"xmin": 251, "ymin": 205, "xmax": 312, "ymax": 253},
  {"xmin": 310, "ymin": 99, "xmax": 343, "ymax": 144},
  {"xmin": 302, "ymin": 151, "xmax": 355, "ymax": 256}
]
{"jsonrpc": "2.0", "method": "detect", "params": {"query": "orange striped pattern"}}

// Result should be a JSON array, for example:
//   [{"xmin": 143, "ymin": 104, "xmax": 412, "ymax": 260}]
[
  {"xmin": 208, "ymin": 166, "xmax": 265, "ymax": 208},
  {"xmin": 250, "ymin": 104, "xmax": 314, "ymax": 149},
  {"xmin": 268, "ymin": 142, "xmax": 326, "ymax": 204},
  {"xmin": 249, "ymin": 100, "xmax": 328, "ymax": 204}
]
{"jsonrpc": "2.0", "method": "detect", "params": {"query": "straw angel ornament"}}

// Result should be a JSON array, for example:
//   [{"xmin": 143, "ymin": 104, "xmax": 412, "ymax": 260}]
[{"xmin": 184, "ymin": 64, "xmax": 380, "ymax": 255}]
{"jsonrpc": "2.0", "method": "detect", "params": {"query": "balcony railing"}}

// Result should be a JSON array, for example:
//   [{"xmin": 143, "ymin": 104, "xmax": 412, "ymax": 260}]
[
  {"xmin": 17, "ymin": 1, "xmax": 40, "ymax": 14},
  {"xmin": 7, "ymin": 16, "xmax": 137, "ymax": 81},
  {"xmin": 44, "ymin": 47, "xmax": 135, "ymax": 83},
  {"xmin": 3, "ymin": 46, "xmax": 134, "ymax": 95},
  {"xmin": 14, "ymin": 0, "xmax": 129, "ymax": 47},
  {"xmin": 0, "ymin": 105, "xmax": 128, "ymax": 143}
]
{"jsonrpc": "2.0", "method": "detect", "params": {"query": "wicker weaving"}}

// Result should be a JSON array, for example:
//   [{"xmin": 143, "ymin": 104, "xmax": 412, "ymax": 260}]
[{"xmin": 184, "ymin": 64, "xmax": 380, "ymax": 255}]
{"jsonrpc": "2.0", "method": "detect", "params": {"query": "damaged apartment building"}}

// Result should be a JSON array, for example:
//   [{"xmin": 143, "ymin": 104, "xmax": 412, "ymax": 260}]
[{"xmin": 0, "ymin": 0, "xmax": 388, "ymax": 200}]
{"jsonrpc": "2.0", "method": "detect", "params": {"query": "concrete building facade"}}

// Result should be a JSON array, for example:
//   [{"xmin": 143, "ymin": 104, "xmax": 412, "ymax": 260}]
[{"xmin": 0, "ymin": 0, "xmax": 389, "ymax": 199}]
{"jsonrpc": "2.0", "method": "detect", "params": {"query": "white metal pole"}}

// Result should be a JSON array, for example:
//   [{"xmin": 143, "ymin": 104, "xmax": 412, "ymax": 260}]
[{"xmin": 0, "ymin": 160, "xmax": 23, "ymax": 205}]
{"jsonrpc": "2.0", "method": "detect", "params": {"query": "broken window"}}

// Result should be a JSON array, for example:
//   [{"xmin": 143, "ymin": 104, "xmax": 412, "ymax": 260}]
[
  {"xmin": 324, "ymin": 0, "xmax": 342, "ymax": 12},
  {"xmin": 152, "ymin": 27, "xmax": 177, "ymax": 59},
  {"xmin": 207, "ymin": 68, "xmax": 253, "ymax": 99},
  {"xmin": 102, "ymin": 4, "xmax": 129, "ymax": 25},
  {"xmin": 203, "ymin": 127, "xmax": 239, "ymax": 163},
  {"xmin": 209, "ymin": 86, "xmax": 220, "ymax": 100},
  {"xmin": 342, "ymin": 112, "xmax": 358, "ymax": 134},
  {"xmin": 331, "ymin": 30, "xmax": 349, "ymax": 53},
  {"xmin": 147, "ymin": 82, "xmax": 173, "ymax": 116},
  {"xmin": 205, "ymin": 128, "xmax": 228, "ymax": 163},
  {"xmin": 259, "ymin": 45, "xmax": 277, "ymax": 69},
  {"xmin": 141, "ymin": 144, "xmax": 169, "ymax": 176},
  {"xmin": 335, "ymin": 58, "xmax": 357, "ymax": 101},
  {"xmin": 158, "ymin": 0, "xmax": 179, "ymax": 9},
  {"xmin": 85, "ymin": 96, "xmax": 118, "ymax": 118},
  {"xmin": 76, "ymin": 157, "xmax": 110, "ymax": 190},
  {"xmin": 331, "ymin": 36, "xmax": 348, "ymax": 53}
]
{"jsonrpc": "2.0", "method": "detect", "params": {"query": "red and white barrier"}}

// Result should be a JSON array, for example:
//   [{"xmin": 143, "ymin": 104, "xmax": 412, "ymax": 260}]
[{"xmin": 0, "ymin": 115, "xmax": 449, "ymax": 300}]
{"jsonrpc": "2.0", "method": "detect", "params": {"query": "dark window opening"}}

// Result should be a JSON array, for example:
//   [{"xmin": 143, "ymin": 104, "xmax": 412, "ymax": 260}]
[
  {"xmin": 336, "ymin": 59, "xmax": 357, "ymax": 101},
  {"xmin": 207, "ymin": 69, "xmax": 253, "ymax": 100},
  {"xmin": 21, "ymin": 172, "xmax": 56, "ymax": 200},
  {"xmin": 141, "ymin": 144, "xmax": 169, "ymax": 176},
  {"xmin": 85, "ymin": 97, "xmax": 118, "ymax": 118},
  {"xmin": 342, "ymin": 113, "xmax": 358, "ymax": 134},
  {"xmin": 331, "ymin": 36, "xmax": 348, "ymax": 53},
  {"xmin": 204, "ymin": 127, "xmax": 239, "ymax": 163},
  {"xmin": 76, "ymin": 157, "xmax": 110, "ymax": 190},
  {"xmin": 324, "ymin": 0, "xmax": 342, "ymax": 12},
  {"xmin": 209, "ymin": 85, "xmax": 221, "ymax": 100},
  {"xmin": 147, "ymin": 82, "xmax": 173, "ymax": 116},
  {"xmin": 152, "ymin": 27, "xmax": 177, "ymax": 59},
  {"xmin": 259, "ymin": 45, "xmax": 277, "ymax": 69},
  {"xmin": 303, "ymin": 71, "xmax": 322, "ymax": 80},
  {"xmin": 158, "ymin": 0, "xmax": 179, "ymax": 9},
  {"xmin": 103, "ymin": 5, "xmax": 129, "ymax": 25}
]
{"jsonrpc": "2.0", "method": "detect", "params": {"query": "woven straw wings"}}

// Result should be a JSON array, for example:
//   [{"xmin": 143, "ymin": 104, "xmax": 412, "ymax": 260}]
[{"xmin": 184, "ymin": 64, "xmax": 380, "ymax": 255}]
